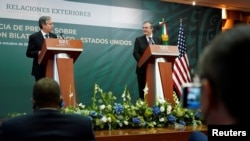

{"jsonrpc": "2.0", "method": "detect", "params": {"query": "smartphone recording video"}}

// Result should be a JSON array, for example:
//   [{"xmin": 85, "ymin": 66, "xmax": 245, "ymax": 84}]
[{"xmin": 181, "ymin": 83, "xmax": 201, "ymax": 109}]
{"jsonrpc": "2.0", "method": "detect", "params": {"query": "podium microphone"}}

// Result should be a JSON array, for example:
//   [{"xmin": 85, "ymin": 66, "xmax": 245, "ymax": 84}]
[{"xmin": 60, "ymin": 33, "xmax": 65, "ymax": 39}]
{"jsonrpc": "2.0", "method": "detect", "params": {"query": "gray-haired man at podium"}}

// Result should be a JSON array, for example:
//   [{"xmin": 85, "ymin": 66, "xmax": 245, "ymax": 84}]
[
  {"xmin": 26, "ymin": 16, "xmax": 57, "ymax": 81},
  {"xmin": 133, "ymin": 21, "xmax": 163, "ymax": 100}
]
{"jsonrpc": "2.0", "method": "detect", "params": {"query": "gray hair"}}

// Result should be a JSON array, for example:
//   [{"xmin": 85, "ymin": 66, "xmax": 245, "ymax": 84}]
[{"xmin": 38, "ymin": 16, "xmax": 51, "ymax": 29}]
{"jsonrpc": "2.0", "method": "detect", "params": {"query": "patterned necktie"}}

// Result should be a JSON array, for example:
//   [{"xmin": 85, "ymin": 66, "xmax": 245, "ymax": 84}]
[
  {"xmin": 45, "ymin": 34, "xmax": 49, "ymax": 38},
  {"xmin": 148, "ymin": 37, "xmax": 154, "ymax": 44}
]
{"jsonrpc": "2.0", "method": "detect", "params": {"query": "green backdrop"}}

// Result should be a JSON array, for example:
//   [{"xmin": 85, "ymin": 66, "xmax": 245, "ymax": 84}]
[{"xmin": 0, "ymin": 0, "xmax": 221, "ymax": 117}]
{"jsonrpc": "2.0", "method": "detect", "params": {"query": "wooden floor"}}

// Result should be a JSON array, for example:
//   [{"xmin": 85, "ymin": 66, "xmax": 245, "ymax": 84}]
[{"xmin": 95, "ymin": 125, "xmax": 207, "ymax": 141}]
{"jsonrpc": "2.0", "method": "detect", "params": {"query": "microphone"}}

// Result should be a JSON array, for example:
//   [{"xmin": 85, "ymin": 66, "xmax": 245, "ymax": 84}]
[{"xmin": 60, "ymin": 33, "xmax": 65, "ymax": 39}]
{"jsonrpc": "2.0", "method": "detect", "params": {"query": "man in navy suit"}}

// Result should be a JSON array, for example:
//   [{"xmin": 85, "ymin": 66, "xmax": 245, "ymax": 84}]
[
  {"xmin": 26, "ymin": 16, "xmax": 57, "ymax": 81},
  {"xmin": 133, "ymin": 21, "xmax": 163, "ymax": 100},
  {"xmin": 0, "ymin": 77, "xmax": 96, "ymax": 141}
]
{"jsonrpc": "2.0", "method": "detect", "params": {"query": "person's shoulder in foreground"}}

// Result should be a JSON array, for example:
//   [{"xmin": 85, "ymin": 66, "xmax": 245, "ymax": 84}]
[
  {"xmin": 0, "ymin": 77, "xmax": 96, "ymax": 141},
  {"xmin": 0, "ymin": 111, "xmax": 96, "ymax": 141}
]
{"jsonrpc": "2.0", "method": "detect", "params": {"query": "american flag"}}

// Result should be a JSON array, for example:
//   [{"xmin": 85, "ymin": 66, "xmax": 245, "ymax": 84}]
[{"xmin": 172, "ymin": 20, "xmax": 191, "ymax": 96}]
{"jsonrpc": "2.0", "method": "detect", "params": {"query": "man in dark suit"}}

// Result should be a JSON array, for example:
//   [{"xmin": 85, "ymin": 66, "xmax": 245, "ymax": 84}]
[
  {"xmin": 0, "ymin": 77, "xmax": 96, "ymax": 141},
  {"xmin": 133, "ymin": 21, "xmax": 163, "ymax": 100},
  {"xmin": 26, "ymin": 16, "xmax": 57, "ymax": 81}
]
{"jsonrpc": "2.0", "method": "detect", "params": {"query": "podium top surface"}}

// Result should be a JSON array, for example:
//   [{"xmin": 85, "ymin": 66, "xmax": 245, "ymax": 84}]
[
  {"xmin": 38, "ymin": 39, "xmax": 83, "ymax": 65},
  {"xmin": 138, "ymin": 45, "xmax": 179, "ymax": 67},
  {"xmin": 43, "ymin": 38, "xmax": 83, "ymax": 50},
  {"xmin": 148, "ymin": 45, "xmax": 179, "ymax": 56}
]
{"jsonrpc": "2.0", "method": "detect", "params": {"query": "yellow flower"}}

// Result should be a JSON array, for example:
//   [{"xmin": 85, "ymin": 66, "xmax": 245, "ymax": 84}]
[
  {"xmin": 161, "ymin": 34, "xmax": 168, "ymax": 41},
  {"xmin": 144, "ymin": 108, "xmax": 153, "ymax": 118}
]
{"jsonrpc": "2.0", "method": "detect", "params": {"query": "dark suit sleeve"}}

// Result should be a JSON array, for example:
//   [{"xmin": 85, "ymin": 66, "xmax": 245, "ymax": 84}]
[
  {"xmin": 26, "ymin": 34, "xmax": 41, "ymax": 58},
  {"xmin": 26, "ymin": 32, "xmax": 57, "ymax": 59},
  {"xmin": 133, "ymin": 37, "xmax": 141, "ymax": 62}
]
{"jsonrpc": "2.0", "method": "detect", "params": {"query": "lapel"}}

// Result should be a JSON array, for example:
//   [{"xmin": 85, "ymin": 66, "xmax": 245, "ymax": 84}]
[{"xmin": 142, "ymin": 35, "xmax": 149, "ymax": 47}]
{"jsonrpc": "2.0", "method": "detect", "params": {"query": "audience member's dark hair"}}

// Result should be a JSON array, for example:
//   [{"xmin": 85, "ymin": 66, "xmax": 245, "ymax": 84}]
[
  {"xmin": 33, "ymin": 77, "xmax": 61, "ymax": 108},
  {"xmin": 197, "ymin": 24, "xmax": 250, "ymax": 124}
]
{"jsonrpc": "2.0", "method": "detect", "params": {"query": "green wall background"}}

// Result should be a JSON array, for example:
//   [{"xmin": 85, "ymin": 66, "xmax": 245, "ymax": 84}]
[{"xmin": 0, "ymin": 0, "xmax": 221, "ymax": 117}]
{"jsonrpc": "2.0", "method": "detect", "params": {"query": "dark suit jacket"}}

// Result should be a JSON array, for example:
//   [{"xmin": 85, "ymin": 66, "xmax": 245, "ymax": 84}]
[
  {"xmin": 0, "ymin": 109, "xmax": 96, "ymax": 141},
  {"xmin": 133, "ymin": 35, "xmax": 163, "ymax": 74},
  {"xmin": 26, "ymin": 31, "xmax": 57, "ymax": 78}
]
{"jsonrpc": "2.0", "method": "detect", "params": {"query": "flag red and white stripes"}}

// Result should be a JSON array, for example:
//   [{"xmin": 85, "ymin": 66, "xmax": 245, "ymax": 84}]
[{"xmin": 172, "ymin": 20, "xmax": 191, "ymax": 96}]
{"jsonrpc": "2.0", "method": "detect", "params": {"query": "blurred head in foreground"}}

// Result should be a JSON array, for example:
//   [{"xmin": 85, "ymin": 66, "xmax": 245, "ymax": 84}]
[
  {"xmin": 32, "ymin": 77, "xmax": 62, "ymax": 110},
  {"xmin": 197, "ymin": 24, "xmax": 250, "ymax": 125}
]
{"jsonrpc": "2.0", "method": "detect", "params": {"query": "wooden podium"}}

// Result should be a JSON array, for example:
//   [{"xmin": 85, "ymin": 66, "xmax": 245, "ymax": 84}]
[
  {"xmin": 38, "ymin": 38, "xmax": 83, "ymax": 107},
  {"xmin": 138, "ymin": 45, "xmax": 179, "ymax": 106}
]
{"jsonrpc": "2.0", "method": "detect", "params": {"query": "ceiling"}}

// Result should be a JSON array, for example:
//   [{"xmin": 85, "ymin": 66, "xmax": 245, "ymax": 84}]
[{"xmin": 161, "ymin": 0, "xmax": 250, "ymax": 12}]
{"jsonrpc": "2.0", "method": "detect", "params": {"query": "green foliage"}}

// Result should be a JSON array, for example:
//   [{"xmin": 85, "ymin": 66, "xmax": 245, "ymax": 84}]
[
  {"xmin": 7, "ymin": 83, "xmax": 204, "ymax": 130},
  {"xmin": 62, "ymin": 84, "xmax": 204, "ymax": 130}
]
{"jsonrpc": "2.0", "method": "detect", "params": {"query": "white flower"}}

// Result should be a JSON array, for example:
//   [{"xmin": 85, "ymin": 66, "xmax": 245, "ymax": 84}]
[
  {"xmin": 124, "ymin": 120, "xmax": 129, "ymax": 125},
  {"xmin": 121, "ymin": 92, "xmax": 126, "ymax": 100},
  {"xmin": 153, "ymin": 121, "xmax": 156, "ymax": 125},
  {"xmin": 121, "ymin": 92, "xmax": 125, "ymax": 97},
  {"xmin": 166, "ymin": 105, "xmax": 172, "ymax": 114},
  {"xmin": 160, "ymin": 105, "xmax": 165, "ymax": 112},
  {"xmin": 122, "ymin": 93, "xmax": 125, "ymax": 98},
  {"xmin": 101, "ymin": 116, "xmax": 107, "ymax": 123},
  {"xmin": 143, "ymin": 83, "xmax": 149, "ymax": 95},
  {"xmin": 158, "ymin": 98, "xmax": 166, "ymax": 104},
  {"xmin": 99, "ymin": 104, "xmax": 105, "ymax": 110},
  {"xmin": 159, "ymin": 117, "xmax": 165, "ymax": 122},
  {"xmin": 78, "ymin": 103, "xmax": 85, "ymax": 109}
]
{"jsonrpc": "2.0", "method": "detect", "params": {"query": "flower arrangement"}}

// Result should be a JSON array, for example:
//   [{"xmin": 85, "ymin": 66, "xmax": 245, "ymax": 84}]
[{"xmin": 61, "ymin": 83, "xmax": 203, "ymax": 130}]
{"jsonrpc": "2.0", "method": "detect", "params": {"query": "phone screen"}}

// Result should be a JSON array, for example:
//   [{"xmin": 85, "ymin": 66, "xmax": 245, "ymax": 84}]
[{"xmin": 182, "ymin": 84, "xmax": 201, "ymax": 109}]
